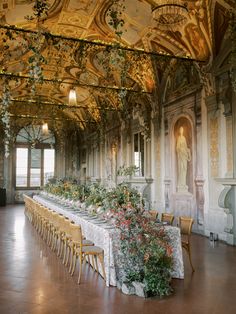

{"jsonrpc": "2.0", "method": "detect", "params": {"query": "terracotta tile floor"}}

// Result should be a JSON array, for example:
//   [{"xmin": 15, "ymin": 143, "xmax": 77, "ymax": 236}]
[{"xmin": 0, "ymin": 205, "xmax": 236, "ymax": 314}]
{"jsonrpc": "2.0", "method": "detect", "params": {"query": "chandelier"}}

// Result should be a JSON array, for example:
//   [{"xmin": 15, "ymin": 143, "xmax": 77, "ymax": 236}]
[{"xmin": 152, "ymin": 0, "xmax": 189, "ymax": 30}]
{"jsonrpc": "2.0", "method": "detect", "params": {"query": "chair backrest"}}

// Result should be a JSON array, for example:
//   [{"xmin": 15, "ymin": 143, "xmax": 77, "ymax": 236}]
[
  {"xmin": 179, "ymin": 216, "xmax": 194, "ymax": 236},
  {"xmin": 161, "ymin": 213, "xmax": 174, "ymax": 225},
  {"xmin": 70, "ymin": 224, "xmax": 82, "ymax": 246},
  {"xmin": 62, "ymin": 218, "xmax": 72, "ymax": 234},
  {"xmin": 70, "ymin": 224, "xmax": 83, "ymax": 252},
  {"xmin": 149, "ymin": 210, "xmax": 158, "ymax": 220},
  {"xmin": 58, "ymin": 215, "xmax": 66, "ymax": 231}
]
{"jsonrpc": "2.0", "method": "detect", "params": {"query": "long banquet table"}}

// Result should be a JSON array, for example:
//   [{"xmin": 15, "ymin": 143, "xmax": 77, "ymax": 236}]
[{"xmin": 33, "ymin": 194, "xmax": 184, "ymax": 287}]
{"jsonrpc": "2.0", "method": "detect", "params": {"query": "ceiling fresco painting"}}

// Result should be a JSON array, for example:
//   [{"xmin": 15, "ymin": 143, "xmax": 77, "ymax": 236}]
[{"xmin": 0, "ymin": 0, "xmax": 235, "ymax": 133}]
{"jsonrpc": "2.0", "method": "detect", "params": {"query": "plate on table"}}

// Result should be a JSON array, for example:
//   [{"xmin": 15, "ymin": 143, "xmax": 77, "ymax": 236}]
[
  {"xmin": 93, "ymin": 219, "xmax": 107, "ymax": 224},
  {"xmin": 76, "ymin": 212, "xmax": 89, "ymax": 217},
  {"xmin": 102, "ymin": 225, "xmax": 114, "ymax": 229},
  {"xmin": 86, "ymin": 216, "xmax": 98, "ymax": 220},
  {"xmin": 64, "ymin": 207, "xmax": 74, "ymax": 211}
]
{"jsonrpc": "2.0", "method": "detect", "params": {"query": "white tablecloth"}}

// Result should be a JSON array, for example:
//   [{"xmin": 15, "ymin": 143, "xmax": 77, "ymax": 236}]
[{"xmin": 33, "ymin": 194, "xmax": 184, "ymax": 286}]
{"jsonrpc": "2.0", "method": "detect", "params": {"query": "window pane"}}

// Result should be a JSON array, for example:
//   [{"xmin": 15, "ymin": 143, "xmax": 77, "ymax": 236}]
[
  {"xmin": 140, "ymin": 133, "xmax": 144, "ymax": 176},
  {"xmin": 30, "ymin": 149, "xmax": 41, "ymax": 186},
  {"xmin": 133, "ymin": 133, "xmax": 145, "ymax": 177},
  {"xmin": 31, "ymin": 149, "xmax": 41, "ymax": 168},
  {"xmin": 30, "ymin": 168, "xmax": 41, "ymax": 187},
  {"xmin": 44, "ymin": 149, "xmax": 55, "ymax": 185},
  {"xmin": 134, "ymin": 133, "xmax": 139, "ymax": 175},
  {"xmin": 16, "ymin": 148, "xmax": 28, "ymax": 187}
]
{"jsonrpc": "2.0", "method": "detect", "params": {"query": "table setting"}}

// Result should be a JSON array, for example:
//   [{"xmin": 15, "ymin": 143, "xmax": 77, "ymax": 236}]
[{"xmin": 32, "ymin": 182, "xmax": 184, "ymax": 297}]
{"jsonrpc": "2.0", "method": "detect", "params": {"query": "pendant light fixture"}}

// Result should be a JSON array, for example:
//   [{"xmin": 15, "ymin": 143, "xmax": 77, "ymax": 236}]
[
  {"xmin": 68, "ymin": 87, "xmax": 77, "ymax": 106},
  {"xmin": 42, "ymin": 122, "xmax": 49, "ymax": 135}
]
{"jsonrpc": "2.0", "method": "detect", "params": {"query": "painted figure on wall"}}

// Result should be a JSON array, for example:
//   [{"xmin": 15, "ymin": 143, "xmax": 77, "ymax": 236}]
[
  {"xmin": 176, "ymin": 126, "xmax": 191, "ymax": 192},
  {"xmin": 184, "ymin": 23, "xmax": 209, "ymax": 61}
]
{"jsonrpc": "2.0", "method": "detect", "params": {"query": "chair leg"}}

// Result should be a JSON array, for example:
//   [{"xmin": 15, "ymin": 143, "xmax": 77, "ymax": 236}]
[
  {"xmin": 78, "ymin": 255, "xmax": 83, "ymax": 284},
  {"xmin": 85, "ymin": 255, "xmax": 90, "ymax": 265},
  {"xmin": 69, "ymin": 251, "xmax": 73, "ymax": 274},
  {"xmin": 57, "ymin": 237, "xmax": 62, "ymax": 256},
  {"xmin": 94, "ymin": 255, "xmax": 99, "ymax": 272},
  {"xmin": 51, "ymin": 232, "xmax": 56, "ymax": 251},
  {"xmin": 91, "ymin": 255, "xmax": 95, "ymax": 270},
  {"xmin": 66, "ymin": 246, "xmax": 71, "ymax": 267},
  {"xmin": 53, "ymin": 235, "xmax": 58, "ymax": 252},
  {"xmin": 70, "ymin": 253, "xmax": 77, "ymax": 276},
  {"xmin": 63, "ymin": 242, "xmax": 67, "ymax": 264},
  {"xmin": 188, "ymin": 245, "xmax": 195, "ymax": 272},
  {"xmin": 59, "ymin": 240, "xmax": 64, "ymax": 258}
]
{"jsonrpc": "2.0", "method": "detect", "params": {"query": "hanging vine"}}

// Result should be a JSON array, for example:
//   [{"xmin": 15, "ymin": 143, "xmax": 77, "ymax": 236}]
[
  {"xmin": 0, "ymin": 78, "xmax": 11, "ymax": 158},
  {"xmin": 25, "ymin": 0, "xmax": 50, "ymax": 93},
  {"xmin": 107, "ymin": 0, "xmax": 126, "ymax": 38}
]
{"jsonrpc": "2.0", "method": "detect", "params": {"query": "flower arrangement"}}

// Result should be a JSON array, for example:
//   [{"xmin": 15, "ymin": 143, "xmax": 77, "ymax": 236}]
[
  {"xmin": 113, "ymin": 204, "xmax": 173, "ymax": 297},
  {"xmin": 84, "ymin": 183, "xmax": 107, "ymax": 207},
  {"xmin": 44, "ymin": 178, "xmax": 84, "ymax": 201}
]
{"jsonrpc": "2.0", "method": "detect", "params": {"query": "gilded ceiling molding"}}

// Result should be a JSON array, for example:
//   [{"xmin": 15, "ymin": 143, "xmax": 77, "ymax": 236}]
[{"xmin": 44, "ymin": 0, "xmax": 65, "ymax": 21}]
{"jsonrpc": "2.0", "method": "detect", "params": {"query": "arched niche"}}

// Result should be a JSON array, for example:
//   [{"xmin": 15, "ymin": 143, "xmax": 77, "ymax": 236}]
[{"xmin": 174, "ymin": 117, "xmax": 193, "ymax": 194}]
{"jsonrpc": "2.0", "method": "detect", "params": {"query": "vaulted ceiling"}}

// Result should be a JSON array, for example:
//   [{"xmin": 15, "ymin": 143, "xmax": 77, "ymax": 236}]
[{"xmin": 0, "ymin": 0, "xmax": 235, "ymax": 132}]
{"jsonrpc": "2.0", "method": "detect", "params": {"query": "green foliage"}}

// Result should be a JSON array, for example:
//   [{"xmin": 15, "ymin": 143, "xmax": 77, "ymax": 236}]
[
  {"xmin": 115, "ymin": 210, "xmax": 173, "ymax": 297},
  {"xmin": 25, "ymin": 0, "xmax": 49, "ymax": 20},
  {"xmin": 107, "ymin": 0, "xmax": 126, "ymax": 38},
  {"xmin": 144, "ymin": 255, "xmax": 173, "ymax": 296},
  {"xmin": 1, "ymin": 78, "xmax": 11, "ymax": 158},
  {"xmin": 84, "ymin": 183, "xmax": 107, "ymax": 207},
  {"xmin": 117, "ymin": 165, "xmax": 139, "ymax": 177},
  {"xmin": 44, "ymin": 179, "xmax": 144, "ymax": 212}
]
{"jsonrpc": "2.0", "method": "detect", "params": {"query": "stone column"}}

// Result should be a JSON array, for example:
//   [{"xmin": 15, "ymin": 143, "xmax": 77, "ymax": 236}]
[
  {"xmin": 164, "ymin": 178, "xmax": 171, "ymax": 212},
  {"xmin": 225, "ymin": 115, "xmax": 233, "ymax": 177},
  {"xmin": 99, "ymin": 139, "xmax": 105, "ymax": 183},
  {"xmin": 145, "ymin": 138, "xmax": 151, "ymax": 179},
  {"xmin": 231, "ymin": 85, "xmax": 236, "ymax": 244},
  {"xmin": 4, "ymin": 150, "xmax": 14, "ymax": 203},
  {"xmin": 195, "ymin": 92, "xmax": 205, "ymax": 227},
  {"xmin": 195, "ymin": 178, "xmax": 205, "ymax": 225}
]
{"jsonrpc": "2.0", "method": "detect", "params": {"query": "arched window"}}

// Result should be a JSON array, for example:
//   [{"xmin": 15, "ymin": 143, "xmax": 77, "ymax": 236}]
[{"xmin": 15, "ymin": 125, "xmax": 55, "ymax": 188}]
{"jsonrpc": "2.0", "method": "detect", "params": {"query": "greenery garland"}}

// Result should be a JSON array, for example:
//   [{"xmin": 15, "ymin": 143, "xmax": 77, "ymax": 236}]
[{"xmin": 0, "ymin": 78, "xmax": 11, "ymax": 158}]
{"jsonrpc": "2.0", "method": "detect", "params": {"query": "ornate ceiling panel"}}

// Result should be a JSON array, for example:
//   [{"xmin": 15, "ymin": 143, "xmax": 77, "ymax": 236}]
[{"xmin": 0, "ymin": 0, "xmax": 235, "ymax": 130}]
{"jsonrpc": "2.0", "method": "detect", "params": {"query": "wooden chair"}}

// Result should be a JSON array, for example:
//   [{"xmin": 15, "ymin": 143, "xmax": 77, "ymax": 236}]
[
  {"xmin": 179, "ymin": 216, "xmax": 195, "ymax": 272},
  {"xmin": 161, "ymin": 213, "xmax": 174, "ymax": 225},
  {"xmin": 69, "ymin": 225, "xmax": 106, "ymax": 284},
  {"xmin": 64, "ymin": 223, "xmax": 93, "ymax": 269},
  {"xmin": 149, "ymin": 210, "xmax": 158, "ymax": 221}
]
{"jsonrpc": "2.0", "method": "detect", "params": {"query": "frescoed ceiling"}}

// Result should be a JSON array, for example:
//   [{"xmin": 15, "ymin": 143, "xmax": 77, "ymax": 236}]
[{"xmin": 0, "ymin": 0, "xmax": 235, "ymax": 129}]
